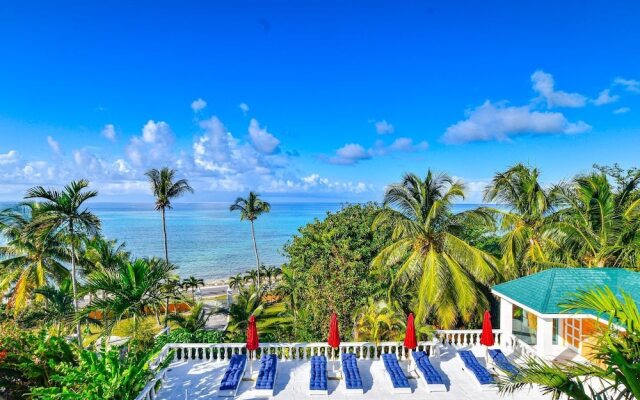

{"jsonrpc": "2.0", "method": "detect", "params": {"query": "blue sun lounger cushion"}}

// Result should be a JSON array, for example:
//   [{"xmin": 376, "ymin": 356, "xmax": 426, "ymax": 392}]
[
  {"xmin": 412, "ymin": 351, "xmax": 444, "ymax": 385},
  {"xmin": 382, "ymin": 353, "xmax": 410, "ymax": 389},
  {"xmin": 219, "ymin": 354, "xmax": 247, "ymax": 391},
  {"xmin": 488, "ymin": 349, "xmax": 519, "ymax": 376},
  {"xmin": 309, "ymin": 355, "xmax": 328, "ymax": 392},
  {"xmin": 459, "ymin": 350, "xmax": 495, "ymax": 385},
  {"xmin": 255, "ymin": 354, "xmax": 278, "ymax": 390},
  {"xmin": 341, "ymin": 353, "xmax": 364, "ymax": 390}
]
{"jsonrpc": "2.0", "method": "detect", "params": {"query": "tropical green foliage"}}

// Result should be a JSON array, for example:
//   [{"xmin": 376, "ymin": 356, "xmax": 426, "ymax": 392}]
[
  {"xmin": 181, "ymin": 276, "xmax": 204, "ymax": 301},
  {"xmin": 29, "ymin": 347, "xmax": 157, "ymax": 400},
  {"xmin": 282, "ymin": 203, "xmax": 393, "ymax": 340},
  {"xmin": 0, "ymin": 203, "xmax": 69, "ymax": 316},
  {"xmin": 166, "ymin": 302, "xmax": 210, "ymax": 332},
  {"xmin": 373, "ymin": 171, "xmax": 503, "ymax": 328},
  {"xmin": 483, "ymin": 163, "xmax": 558, "ymax": 276},
  {"xmin": 83, "ymin": 257, "xmax": 175, "ymax": 342},
  {"xmin": 25, "ymin": 180, "xmax": 101, "ymax": 345},
  {"xmin": 0, "ymin": 327, "xmax": 75, "ymax": 398},
  {"xmin": 498, "ymin": 286, "xmax": 640, "ymax": 399}
]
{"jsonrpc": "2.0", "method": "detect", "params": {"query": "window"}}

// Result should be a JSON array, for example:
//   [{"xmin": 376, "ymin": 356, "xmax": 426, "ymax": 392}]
[
  {"xmin": 564, "ymin": 318, "xmax": 582, "ymax": 350},
  {"xmin": 512, "ymin": 305, "xmax": 537, "ymax": 345}
]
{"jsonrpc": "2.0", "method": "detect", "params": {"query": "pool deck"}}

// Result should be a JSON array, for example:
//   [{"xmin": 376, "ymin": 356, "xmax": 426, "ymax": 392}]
[{"xmin": 154, "ymin": 346, "xmax": 550, "ymax": 400}]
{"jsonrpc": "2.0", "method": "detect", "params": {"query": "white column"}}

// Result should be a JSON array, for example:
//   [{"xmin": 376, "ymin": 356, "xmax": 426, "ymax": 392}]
[
  {"xmin": 499, "ymin": 298, "xmax": 513, "ymax": 337},
  {"xmin": 537, "ymin": 316, "xmax": 554, "ymax": 359}
]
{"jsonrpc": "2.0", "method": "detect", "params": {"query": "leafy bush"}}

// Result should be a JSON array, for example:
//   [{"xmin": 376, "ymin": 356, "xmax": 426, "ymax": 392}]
[
  {"xmin": 282, "ymin": 203, "xmax": 393, "ymax": 340},
  {"xmin": 0, "ymin": 325, "xmax": 76, "ymax": 398},
  {"xmin": 154, "ymin": 328, "xmax": 224, "ymax": 350},
  {"xmin": 29, "ymin": 348, "xmax": 155, "ymax": 400}
]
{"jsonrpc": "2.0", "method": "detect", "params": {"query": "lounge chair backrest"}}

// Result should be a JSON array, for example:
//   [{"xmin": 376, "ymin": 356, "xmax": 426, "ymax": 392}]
[
  {"xmin": 459, "ymin": 350, "xmax": 494, "ymax": 385},
  {"xmin": 411, "ymin": 351, "xmax": 444, "ymax": 384},
  {"xmin": 382, "ymin": 353, "xmax": 410, "ymax": 389}
]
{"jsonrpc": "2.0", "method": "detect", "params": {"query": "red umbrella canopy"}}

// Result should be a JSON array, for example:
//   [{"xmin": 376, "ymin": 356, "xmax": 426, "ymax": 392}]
[
  {"xmin": 480, "ymin": 310, "xmax": 495, "ymax": 346},
  {"xmin": 327, "ymin": 312, "xmax": 340, "ymax": 348},
  {"xmin": 246, "ymin": 315, "xmax": 259, "ymax": 351},
  {"xmin": 403, "ymin": 313, "xmax": 417, "ymax": 350}
]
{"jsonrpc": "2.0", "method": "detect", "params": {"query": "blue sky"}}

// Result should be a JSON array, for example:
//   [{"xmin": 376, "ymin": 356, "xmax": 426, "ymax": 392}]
[{"xmin": 1, "ymin": 0, "xmax": 639, "ymax": 203}]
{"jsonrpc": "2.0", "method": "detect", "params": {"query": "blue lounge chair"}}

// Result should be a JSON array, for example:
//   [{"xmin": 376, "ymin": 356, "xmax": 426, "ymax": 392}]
[
  {"xmin": 341, "ymin": 353, "xmax": 364, "ymax": 394},
  {"xmin": 309, "ymin": 355, "xmax": 328, "ymax": 395},
  {"xmin": 488, "ymin": 349, "xmax": 519, "ymax": 376},
  {"xmin": 381, "ymin": 353, "xmax": 411, "ymax": 394},
  {"xmin": 411, "ymin": 351, "xmax": 447, "ymax": 392},
  {"xmin": 457, "ymin": 350, "xmax": 496, "ymax": 391},
  {"xmin": 254, "ymin": 354, "xmax": 278, "ymax": 397},
  {"xmin": 218, "ymin": 354, "xmax": 247, "ymax": 397}
]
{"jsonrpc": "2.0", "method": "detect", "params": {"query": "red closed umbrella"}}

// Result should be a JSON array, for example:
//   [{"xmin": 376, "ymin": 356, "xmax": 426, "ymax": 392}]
[
  {"xmin": 404, "ymin": 313, "xmax": 417, "ymax": 350},
  {"xmin": 328, "ymin": 312, "xmax": 340, "ymax": 348},
  {"xmin": 328, "ymin": 312, "xmax": 340, "ymax": 374},
  {"xmin": 246, "ymin": 315, "xmax": 259, "ymax": 377},
  {"xmin": 480, "ymin": 310, "xmax": 495, "ymax": 346}
]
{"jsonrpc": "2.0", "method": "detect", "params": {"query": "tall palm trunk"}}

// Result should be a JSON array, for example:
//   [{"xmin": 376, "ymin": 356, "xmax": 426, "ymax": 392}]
[
  {"xmin": 161, "ymin": 207, "xmax": 169, "ymax": 266},
  {"xmin": 69, "ymin": 222, "xmax": 82, "ymax": 346},
  {"xmin": 250, "ymin": 220, "xmax": 260, "ymax": 288},
  {"xmin": 161, "ymin": 206, "xmax": 170, "ymax": 327}
]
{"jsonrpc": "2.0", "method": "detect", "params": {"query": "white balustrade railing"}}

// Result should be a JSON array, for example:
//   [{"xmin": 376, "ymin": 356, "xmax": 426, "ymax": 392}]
[
  {"xmin": 434, "ymin": 329, "xmax": 502, "ymax": 348},
  {"xmin": 136, "ymin": 329, "xmax": 513, "ymax": 399},
  {"xmin": 506, "ymin": 334, "xmax": 537, "ymax": 358}
]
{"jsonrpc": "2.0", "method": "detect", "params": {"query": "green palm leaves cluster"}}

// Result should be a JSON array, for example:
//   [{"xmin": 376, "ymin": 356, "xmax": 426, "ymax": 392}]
[
  {"xmin": 82, "ymin": 257, "xmax": 176, "ymax": 342},
  {"xmin": 373, "ymin": 171, "xmax": 502, "ymax": 328},
  {"xmin": 482, "ymin": 163, "xmax": 640, "ymax": 272}
]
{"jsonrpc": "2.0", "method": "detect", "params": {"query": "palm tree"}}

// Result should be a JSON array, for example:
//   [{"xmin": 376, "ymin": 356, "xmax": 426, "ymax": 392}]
[
  {"xmin": 83, "ymin": 257, "xmax": 174, "ymax": 341},
  {"xmin": 244, "ymin": 269, "xmax": 258, "ymax": 286},
  {"xmin": 483, "ymin": 164, "xmax": 558, "ymax": 276},
  {"xmin": 226, "ymin": 285, "xmax": 266, "ymax": 334},
  {"xmin": 260, "ymin": 265, "xmax": 271, "ymax": 286},
  {"xmin": 33, "ymin": 279, "xmax": 75, "ymax": 336},
  {"xmin": 181, "ymin": 276, "xmax": 204, "ymax": 302},
  {"xmin": 275, "ymin": 265, "xmax": 300, "ymax": 319},
  {"xmin": 372, "ymin": 171, "xmax": 502, "ymax": 328},
  {"xmin": 144, "ymin": 167, "xmax": 193, "ymax": 268},
  {"xmin": 354, "ymin": 299, "xmax": 404, "ymax": 343},
  {"xmin": 25, "ymin": 180, "xmax": 101, "ymax": 345},
  {"xmin": 498, "ymin": 287, "xmax": 640, "ymax": 400},
  {"xmin": 228, "ymin": 273, "xmax": 244, "ymax": 291},
  {"xmin": 160, "ymin": 275, "xmax": 181, "ymax": 326},
  {"xmin": 230, "ymin": 192, "xmax": 271, "ymax": 288},
  {"xmin": 166, "ymin": 302, "xmax": 211, "ymax": 333},
  {"xmin": 551, "ymin": 172, "xmax": 640, "ymax": 268},
  {"xmin": 0, "ymin": 203, "xmax": 69, "ymax": 316}
]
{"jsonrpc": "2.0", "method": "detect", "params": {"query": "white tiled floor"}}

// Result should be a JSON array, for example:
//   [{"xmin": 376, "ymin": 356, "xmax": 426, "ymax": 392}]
[{"xmin": 155, "ymin": 347, "xmax": 550, "ymax": 400}]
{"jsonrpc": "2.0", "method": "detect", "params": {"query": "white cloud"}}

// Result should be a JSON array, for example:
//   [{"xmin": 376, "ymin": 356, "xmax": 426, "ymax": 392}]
[
  {"xmin": 0, "ymin": 150, "xmax": 19, "ymax": 165},
  {"xmin": 442, "ymin": 101, "xmax": 591, "ymax": 144},
  {"xmin": 531, "ymin": 70, "xmax": 587, "ymax": 108},
  {"xmin": 328, "ymin": 144, "xmax": 371, "ymax": 165},
  {"xmin": 101, "ymin": 124, "xmax": 116, "ymax": 141},
  {"xmin": 614, "ymin": 77, "xmax": 640, "ymax": 93},
  {"xmin": 614, "ymin": 107, "xmax": 631, "ymax": 114},
  {"xmin": 389, "ymin": 137, "xmax": 429, "ymax": 152},
  {"xmin": 593, "ymin": 89, "xmax": 619, "ymax": 106},
  {"xmin": 248, "ymin": 118, "xmax": 280, "ymax": 154},
  {"xmin": 191, "ymin": 98, "xmax": 207, "ymax": 112},
  {"xmin": 126, "ymin": 120, "xmax": 174, "ymax": 167},
  {"xmin": 47, "ymin": 136, "xmax": 62, "ymax": 155},
  {"xmin": 239, "ymin": 102, "xmax": 250, "ymax": 114},
  {"xmin": 375, "ymin": 120, "xmax": 394, "ymax": 134}
]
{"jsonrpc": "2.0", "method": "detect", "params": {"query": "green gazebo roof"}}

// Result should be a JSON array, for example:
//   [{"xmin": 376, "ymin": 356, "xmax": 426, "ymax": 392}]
[{"xmin": 492, "ymin": 268, "xmax": 640, "ymax": 315}]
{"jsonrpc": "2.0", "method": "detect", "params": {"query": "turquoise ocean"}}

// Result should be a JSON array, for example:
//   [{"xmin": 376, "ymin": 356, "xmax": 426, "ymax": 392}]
[{"xmin": 0, "ymin": 202, "xmax": 486, "ymax": 281}]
